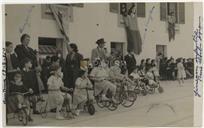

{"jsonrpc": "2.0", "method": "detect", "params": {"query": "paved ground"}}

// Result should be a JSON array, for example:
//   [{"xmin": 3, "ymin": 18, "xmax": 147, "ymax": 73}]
[{"xmin": 6, "ymin": 79, "xmax": 194, "ymax": 127}]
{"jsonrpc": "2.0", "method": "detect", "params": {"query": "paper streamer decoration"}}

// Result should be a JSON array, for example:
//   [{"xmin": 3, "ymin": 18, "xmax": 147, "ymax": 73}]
[{"xmin": 19, "ymin": 5, "xmax": 35, "ymax": 34}]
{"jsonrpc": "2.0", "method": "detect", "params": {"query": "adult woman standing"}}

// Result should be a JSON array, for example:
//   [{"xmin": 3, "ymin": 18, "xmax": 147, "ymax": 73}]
[
  {"xmin": 64, "ymin": 43, "xmax": 83, "ymax": 90},
  {"xmin": 15, "ymin": 34, "xmax": 38, "ymax": 68}
]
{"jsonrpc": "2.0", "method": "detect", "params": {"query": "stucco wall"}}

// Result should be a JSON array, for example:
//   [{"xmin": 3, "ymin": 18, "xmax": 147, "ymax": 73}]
[{"xmin": 5, "ymin": 3, "xmax": 194, "ymax": 61}]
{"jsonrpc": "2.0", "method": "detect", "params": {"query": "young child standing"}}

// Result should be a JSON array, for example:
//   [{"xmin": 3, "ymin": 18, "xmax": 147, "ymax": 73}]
[
  {"xmin": 73, "ymin": 69, "xmax": 93, "ymax": 116},
  {"xmin": 177, "ymin": 58, "xmax": 186, "ymax": 85},
  {"xmin": 47, "ymin": 64, "xmax": 73, "ymax": 120},
  {"xmin": 21, "ymin": 58, "xmax": 40, "ymax": 114},
  {"xmin": 151, "ymin": 60, "xmax": 160, "ymax": 82},
  {"xmin": 9, "ymin": 71, "xmax": 33, "ymax": 121}
]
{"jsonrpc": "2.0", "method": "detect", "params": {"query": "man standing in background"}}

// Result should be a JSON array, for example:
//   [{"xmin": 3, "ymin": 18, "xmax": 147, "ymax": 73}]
[
  {"xmin": 91, "ymin": 38, "xmax": 109, "ymax": 64},
  {"xmin": 168, "ymin": 11, "xmax": 176, "ymax": 42},
  {"xmin": 124, "ymin": 50, "xmax": 137, "ymax": 75}
]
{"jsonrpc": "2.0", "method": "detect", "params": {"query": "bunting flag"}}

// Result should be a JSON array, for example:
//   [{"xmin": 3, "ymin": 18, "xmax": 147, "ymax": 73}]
[
  {"xmin": 123, "ymin": 4, "xmax": 142, "ymax": 55},
  {"xmin": 49, "ymin": 5, "xmax": 70, "ymax": 52}
]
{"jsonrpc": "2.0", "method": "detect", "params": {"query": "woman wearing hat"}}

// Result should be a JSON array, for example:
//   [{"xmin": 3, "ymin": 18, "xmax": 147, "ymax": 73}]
[
  {"xmin": 64, "ymin": 43, "xmax": 83, "ymax": 90},
  {"xmin": 91, "ymin": 38, "xmax": 109, "ymax": 64}
]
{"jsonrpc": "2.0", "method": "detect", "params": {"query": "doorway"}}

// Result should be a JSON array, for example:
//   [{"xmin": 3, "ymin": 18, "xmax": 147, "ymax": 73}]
[
  {"xmin": 38, "ymin": 37, "xmax": 64, "ymax": 59},
  {"xmin": 156, "ymin": 45, "xmax": 167, "ymax": 58},
  {"xmin": 111, "ymin": 42, "xmax": 124, "ymax": 59}
]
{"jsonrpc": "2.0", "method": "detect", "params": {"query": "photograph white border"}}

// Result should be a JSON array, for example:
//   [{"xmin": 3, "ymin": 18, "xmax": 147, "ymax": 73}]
[{"xmin": 0, "ymin": 0, "xmax": 203, "ymax": 127}]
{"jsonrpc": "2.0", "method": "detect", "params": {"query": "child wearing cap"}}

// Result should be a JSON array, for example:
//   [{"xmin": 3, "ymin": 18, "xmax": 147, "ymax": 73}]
[
  {"xmin": 73, "ymin": 69, "xmax": 93, "ymax": 116},
  {"xmin": 9, "ymin": 71, "xmax": 33, "ymax": 121},
  {"xmin": 47, "ymin": 64, "xmax": 73, "ymax": 120},
  {"xmin": 109, "ymin": 60, "xmax": 134, "ymax": 86}
]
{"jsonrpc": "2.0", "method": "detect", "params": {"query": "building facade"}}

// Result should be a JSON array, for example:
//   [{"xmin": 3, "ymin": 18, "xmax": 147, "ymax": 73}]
[{"xmin": 5, "ymin": 3, "xmax": 194, "ymax": 61}]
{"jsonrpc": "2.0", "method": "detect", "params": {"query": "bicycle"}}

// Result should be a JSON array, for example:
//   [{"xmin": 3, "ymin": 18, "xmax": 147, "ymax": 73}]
[
  {"xmin": 89, "ymin": 77, "xmax": 112, "ymax": 109},
  {"xmin": 39, "ymin": 90, "xmax": 74, "ymax": 119},
  {"xmin": 7, "ymin": 92, "xmax": 32, "ymax": 126},
  {"xmin": 120, "ymin": 79, "xmax": 137, "ymax": 108},
  {"xmin": 114, "ymin": 78, "xmax": 137, "ymax": 108},
  {"xmin": 95, "ymin": 91, "xmax": 111, "ymax": 109},
  {"xmin": 83, "ymin": 87, "xmax": 95, "ymax": 115}
]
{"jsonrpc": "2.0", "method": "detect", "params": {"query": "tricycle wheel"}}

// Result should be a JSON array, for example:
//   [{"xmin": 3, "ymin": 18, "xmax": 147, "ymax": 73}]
[
  {"xmin": 88, "ymin": 104, "xmax": 95, "ymax": 115},
  {"xmin": 18, "ymin": 108, "xmax": 28, "ymax": 126}
]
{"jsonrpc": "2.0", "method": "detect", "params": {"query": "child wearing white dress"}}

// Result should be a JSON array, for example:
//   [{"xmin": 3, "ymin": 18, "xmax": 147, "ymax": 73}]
[
  {"xmin": 145, "ymin": 68, "xmax": 158, "ymax": 88},
  {"xmin": 73, "ymin": 69, "xmax": 93, "ymax": 116},
  {"xmin": 177, "ymin": 58, "xmax": 186, "ymax": 84},
  {"xmin": 130, "ymin": 67, "xmax": 140, "ymax": 80},
  {"xmin": 129, "ymin": 67, "xmax": 144, "ymax": 90},
  {"xmin": 47, "ymin": 64, "xmax": 73, "ymax": 120}
]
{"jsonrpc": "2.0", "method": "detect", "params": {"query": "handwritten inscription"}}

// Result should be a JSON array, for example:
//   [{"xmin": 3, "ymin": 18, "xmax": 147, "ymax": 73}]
[
  {"xmin": 193, "ymin": 16, "xmax": 203, "ymax": 97},
  {"xmin": 194, "ymin": 66, "xmax": 202, "ymax": 97},
  {"xmin": 2, "ymin": 48, "xmax": 6, "ymax": 104}
]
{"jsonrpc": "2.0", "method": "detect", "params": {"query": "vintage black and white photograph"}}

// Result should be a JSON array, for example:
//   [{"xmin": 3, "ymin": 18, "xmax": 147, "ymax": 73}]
[{"xmin": 1, "ymin": 1, "xmax": 203, "ymax": 127}]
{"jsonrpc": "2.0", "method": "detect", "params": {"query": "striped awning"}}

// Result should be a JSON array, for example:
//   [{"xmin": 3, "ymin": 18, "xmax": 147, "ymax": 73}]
[{"xmin": 39, "ymin": 45, "xmax": 57, "ymax": 54}]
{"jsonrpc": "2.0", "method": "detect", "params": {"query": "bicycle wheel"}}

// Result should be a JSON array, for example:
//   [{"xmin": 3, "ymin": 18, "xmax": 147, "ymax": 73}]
[
  {"xmin": 114, "ymin": 90, "xmax": 123, "ymax": 105},
  {"xmin": 40, "ymin": 101, "xmax": 48, "ymax": 118},
  {"xmin": 19, "ymin": 108, "xmax": 28, "ymax": 126},
  {"xmin": 122, "ymin": 91, "xmax": 137, "ymax": 108},
  {"xmin": 88, "ymin": 104, "xmax": 95, "ymax": 115},
  {"xmin": 62, "ymin": 101, "xmax": 72, "ymax": 118}
]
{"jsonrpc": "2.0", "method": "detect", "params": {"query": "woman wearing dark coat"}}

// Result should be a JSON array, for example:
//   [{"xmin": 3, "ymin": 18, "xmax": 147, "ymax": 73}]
[
  {"xmin": 124, "ymin": 50, "xmax": 137, "ymax": 75},
  {"xmin": 64, "ymin": 43, "xmax": 83, "ymax": 90},
  {"xmin": 14, "ymin": 34, "xmax": 38, "ymax": 68}
]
